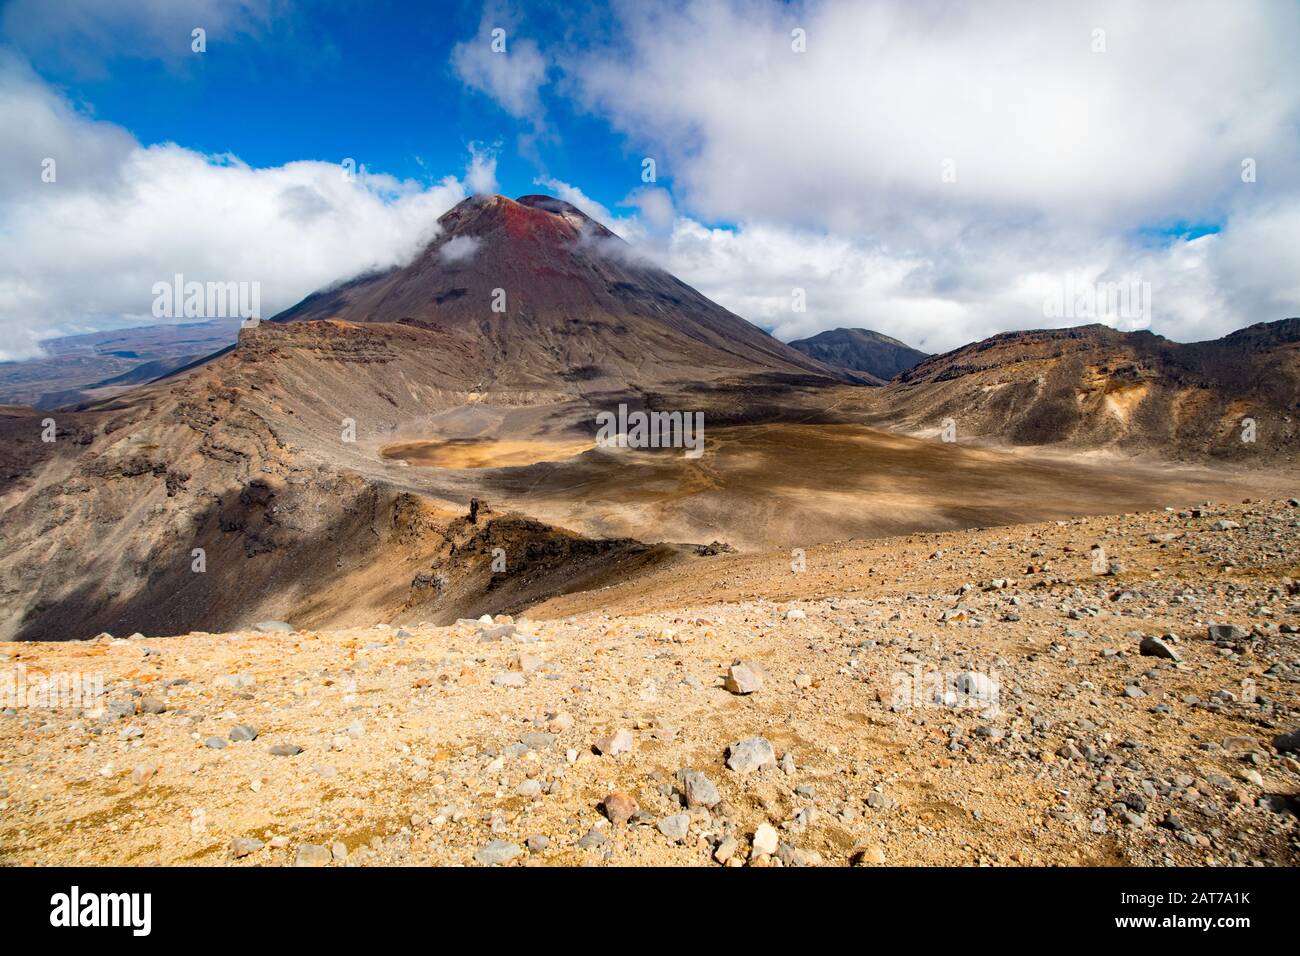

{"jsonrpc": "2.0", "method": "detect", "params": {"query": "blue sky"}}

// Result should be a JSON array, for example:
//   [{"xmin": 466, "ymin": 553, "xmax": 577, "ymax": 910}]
[
  {"xmin": 14, "ymin": 0, "xmax": 657, "ymax": 226},
  {"xmin": 1, "ymin": 0, "xmax": 1297, "ymax": 360}
]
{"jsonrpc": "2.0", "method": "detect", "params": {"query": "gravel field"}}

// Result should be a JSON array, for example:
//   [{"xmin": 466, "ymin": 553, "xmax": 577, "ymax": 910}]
[{"xmin": 3, "ymin": 499, "xmax": 1297, "ymax": 867}]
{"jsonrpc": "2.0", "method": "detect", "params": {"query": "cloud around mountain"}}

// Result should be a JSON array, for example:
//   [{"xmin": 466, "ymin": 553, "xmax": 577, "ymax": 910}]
[
  {"xmin": 1, "ymin": 1, "xmax": 1298, "ymax": 362},
  {"xmin": 458, "ymin": 0, "xmax": 1300, "ymax": 351},
  {"xmin": 0, "ymin": 51, "xmax": 472, "ymax": 360}
]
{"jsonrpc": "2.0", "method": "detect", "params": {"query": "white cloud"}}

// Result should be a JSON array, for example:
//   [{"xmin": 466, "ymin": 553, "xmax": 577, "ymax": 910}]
[
  {"xmin": 439, "ymin": 235, "xmax": 482, "ymax": 263},
  {"xmin": 464, "ymin": 145, "xmax": 499, "ymax": 195},
  {"xmin": 0, "ymin": 52, "xmax": 135, "ymax": 202},
  {"xmin": 592, "ymin": 204, "xmax": 1300, "ymax": 354},
  {"xmin": 565, "ymin": 1, "xmax": 1300, "ymax": 233},
  {"xmin": 0, "ymin": 56, "xmax": 479, "ymax": 360},
  {"xmin": 1, "ymin": 0, "xmax": 279, "ymax": 73},
  {"xmin": 620, "ymin": 186, "xmax": 675, "ymax": 234},
  {"xmin": 451, "ymin": 3, "xmax": 549, "ymax": 126},
  {"xmin": 545, "ymin": 0, "xmax": 1300, "ymax": 347},
  {"xmin": 648, "ymin": 217, "xmax": 967, "ymax": 352}
]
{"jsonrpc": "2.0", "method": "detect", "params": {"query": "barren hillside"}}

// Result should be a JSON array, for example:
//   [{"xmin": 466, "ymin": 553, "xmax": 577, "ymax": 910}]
[{"xmin": 874, "ymin": 321, "xmax": 1300, "ymax": 462}]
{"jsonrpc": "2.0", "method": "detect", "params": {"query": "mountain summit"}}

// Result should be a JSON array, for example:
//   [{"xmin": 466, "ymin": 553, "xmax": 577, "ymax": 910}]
[
  {"xmin": 272, "ymin": 193, "xmax": 840, "ymax": 389},
  {"xmin": 788, "ymin": 327, "xmax": 930, "ymax": 384}
]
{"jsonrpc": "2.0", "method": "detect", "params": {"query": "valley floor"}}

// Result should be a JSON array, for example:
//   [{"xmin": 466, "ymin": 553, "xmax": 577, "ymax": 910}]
[
  {"xmin": 1, "ymin": 499, "xmax": 1298, "ymax": 867},
  {"xmin": 395, "ymin": 422, "xmax": 1299, "ymax": 551}
]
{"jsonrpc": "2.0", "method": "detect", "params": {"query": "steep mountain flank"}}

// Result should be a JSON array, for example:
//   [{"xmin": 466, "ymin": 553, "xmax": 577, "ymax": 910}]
[
  {"xmin": 875, "ymin": 321, "xmax": 1300, "ymax": 462},
  {"xmin": 272, "ymin": 194, "xmax": 845, "ymax": 391}
]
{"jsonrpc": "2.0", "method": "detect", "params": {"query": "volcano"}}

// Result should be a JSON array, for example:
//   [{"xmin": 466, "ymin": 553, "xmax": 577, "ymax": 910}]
[{"xmin": 271, "ymin": 193, "xmax": 841, "ymax": 390}]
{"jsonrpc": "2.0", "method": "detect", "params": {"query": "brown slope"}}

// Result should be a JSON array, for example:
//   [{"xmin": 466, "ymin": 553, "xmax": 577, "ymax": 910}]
[
  {"xmin": 270, "ymin": 193, "xmax": 846, "ymax": 390},
  {"xmin": 0, "ymin": 340, "xmax": 682, "ymax": 642},
  {"xmin": 0, "ymin": 288, "xmax": 839, "ymax": 643},
  {"xmin": 873, "ymin": 320, "xmax": 1300, "ymax": 462},
  {"xmin": 3, "ymin": 315, "xmax": 1293, "ymax": 642}
]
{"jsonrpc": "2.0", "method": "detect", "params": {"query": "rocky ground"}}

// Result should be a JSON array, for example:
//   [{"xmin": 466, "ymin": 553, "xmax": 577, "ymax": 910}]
[{"xmin": 2, "ymin": 498, "xmax": 1298, "ymax": 867}]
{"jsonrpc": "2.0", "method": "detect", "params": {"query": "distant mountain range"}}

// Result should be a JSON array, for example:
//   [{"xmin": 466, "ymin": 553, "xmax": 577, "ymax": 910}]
[
  {"xmin": 787, "ymin": 327, "xmax": 930, "ymax": 384},
  {"xmin": 0, "ymin": 319, "xmax": 241, "ymax": 409}
]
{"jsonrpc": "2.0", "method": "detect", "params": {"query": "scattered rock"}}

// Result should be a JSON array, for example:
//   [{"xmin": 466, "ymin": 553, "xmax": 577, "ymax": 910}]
[
  {"xmin": 294, "ymin": 843, "xmax": 332, "ymax": 867},
  {"xmin": 726, "ymin": 737, "xmax": 776, "ymax": 773},
  {"xmin": 512, "ymin": 654, "xmax": 544, "ymax": 673},
  {"xmin": 954, "ymin": 670, "xmax": 996, "ymax": 701},
  {"xmin": 478, "ymin": 624, "xmax": 517, "ymax": 642},
  {"xmin": 1139, "ymin": 636, "xmax": 1181, "ymax": 661},
  {"xmin": 601, "ymin": 791, "xmax": 638, "ymax": 825},
  {"xmin": 857, "ymin": 845, "xmax": 887, "ymax": 865},
  {"xmin": 681, "ymin": 769, "xmax": 721, "ymax": 808},
  {"xmin": 104, "ymin": 699, "xmax": 135, "ymax": 721},
  {"xmin": 866, "ymin": 790, "xmax": 897, "ymax": 811},
  {"xmin": 595, "ymin": 728, "xmax": 633, "ymax": 756},
  {"xmin": 1206, "ymin": 623, "xmax": 1247, "ymax": 642},
  {"xmin": 657, "ymin": 814, "xmax": 690, "ymax": 842},
  {"xmin": 724, "ymin": 660, "xmax": 765, "ymax": 694},
  {"xmin": 474, "ymin": 840, "xmax": 522, "ymax": 866},
  {"xmin": 714, "ymin": 836, "xmax": 739, "ymax": 863},
  {"xmin": 751, "ymin": 823, "xmax": 779, "ymax": 857},
  {"xmin": 777, "ymin": 843, "xmax": 821, "ymax": 867},
  {"xmin": 231, "ymin": 837, "xmax": 264, "ymax": 858}
]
